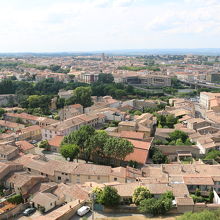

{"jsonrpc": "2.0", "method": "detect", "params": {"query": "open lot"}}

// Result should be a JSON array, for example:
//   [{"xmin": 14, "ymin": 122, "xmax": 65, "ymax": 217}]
[{"xmin": 71, "ymin": 212, "xmax": 180, "ymax": 220}]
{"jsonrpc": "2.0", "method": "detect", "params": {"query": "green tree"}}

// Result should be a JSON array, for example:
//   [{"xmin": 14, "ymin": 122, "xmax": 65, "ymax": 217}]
[
  {"xmin": 152, "ymin": 149, "xmax": 168, "ymax": 164},
  {"xmin": 60, "ymin": 144, "xmax": 80, "ymax": 161},
  {"xmin": 204, "ymin": 149, "xmax": 220, "ymax": 160},
  {"xmin": 98, "ymin": 73, "xmax": 114, "ymax": 83},
  {"xmin": 7, "ymin": 194, "xmax": 23, "ymax": 204},
  {"xmin": 100, "ymin": 186, "xmax": 120, "ymax": 207},
  {"xmin": 74, "ymin": 87, "xmax": 93, "ymax": 108},
  {"xmin": 0, "ymin": 108, "xmax": 5, "ymax": 118},
  {"xmin": 132, "ymin": 186, "xmax": 151, "ymax": 205},
  {"xmin": 166, "ymin": 114, "xmax": 178, "ymax": 128},
  {"xmin": 104, "ymin": 137, "xmax": 134, "ymax": 165},
  {"xmin": 138, "ymin": 192, "xmax": 173, "ymax": 215},
  {"xmin": 39, "ymin": 140, "xmax": 50, "ymax": 151},
  {"xmin": 16, "ymin": 117, "xmax": 24, "ymax": 124},
  {"xmin": 62, "ymin": 125, "xmax": 96, "ymax": 162},
  {"xmin": 134, "ymin": 110, "xmax": 142, "ymax": 116},
  {"xmin": 88, "ymin": 130, "xmax": 109, "ymax": 158},
  {"xmin": 92, "ymin": 187, "xmax": 103, "ymax": 204},
  {"xmin": 168, "ymin": 130, "xmax": 188, "ymax": 143}
]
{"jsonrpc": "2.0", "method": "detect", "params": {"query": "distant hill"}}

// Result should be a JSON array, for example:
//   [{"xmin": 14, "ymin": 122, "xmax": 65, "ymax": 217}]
[{"xmin": 0, "ymin": 48, "xmax": 220, "ymax": 57}]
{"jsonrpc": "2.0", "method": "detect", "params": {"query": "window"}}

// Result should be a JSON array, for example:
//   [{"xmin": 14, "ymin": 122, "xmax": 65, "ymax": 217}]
[
  {"xmin": 41, "ymin": 173, "xmax": 43, "ymax": 175},
  {"xmin": 50, "ymin": 203, "xmax": 53, "ymax": 206},
  {"xmin": 28, "ymin": 168, "xmax": 31, "ymax": 172},
  {"xmin": 88, "ymin": 176, "xmax": 91, "ymax": 179},
  {"xmin": 66, "ymin": 179, "xmax": 69, "ymax": 182},
  {"xmin": 62, "ymin": 173, "xmax": 64, "ymax": 175},
  {"xmin": 58, "ymin": 176, "xmax": 61, "ymax": 180},
  {"xmin": 77, "ymin": 174, "xmax": 80, "ymax": 177},
  {"xmin": 97, "ymin": 176, "xmax": 100, "ymax": 180},
  {"xmin": 114, "ymin": 178, "xmax": 117, "ymax": 181}
]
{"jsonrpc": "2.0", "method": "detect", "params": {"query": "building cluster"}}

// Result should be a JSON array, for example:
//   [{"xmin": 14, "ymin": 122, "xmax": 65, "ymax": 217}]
[{"xmin": 1, "ymin": 54, "xmax": 220, "ymax": 218}]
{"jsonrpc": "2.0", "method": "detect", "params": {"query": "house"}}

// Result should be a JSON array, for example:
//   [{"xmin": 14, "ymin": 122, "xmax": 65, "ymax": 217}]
[
  {"xmin": 31, "ymin": 183, "xmax": 89, "ymax": 213},
  {"xmin": 0, "ymin": 120, "xmax": 25, "ymax": 132},
  {"xmin": 4, "ymin": 172, "xmax": 47, "ymax": 198},
  {"xmin": 118, "ymin": 113, "xmax": 156, "ymax": 137},
  {"xmin": 17, "ymin": 125, "xmax": 42, "ymax": 141},
  {"xmin": 14, "ymin": 155, "xmax": 142, "ymax": 184},
  {"xmin": 0, "ymin": 144, "xmax": 19, "ymax": 160},
  {"xmin": 42, "ymin": 113, "xmax": 105, "ymax": 140},
  {"xmin": 32, "ymin": 192, "xmax": 59, "ymax": 212},
  {"xmin": 200, "ymin": 92, "xmax": 220, "ymax": 110},
  {"xmin": 185, "ymin": 118, "xmax": 211, "ymax": 131},
  {"xmin": 124, "ymin": 139, "xmax": 152, "ymax": 164},
  {"xmin": 0, "ymin": 161, "xmax": 23, "ymax": 181},
  {"xmin": 4, "ymin": 113, "xmax": 57, "ymax": 127},
  {"xmin": 58, "ymin": 104, "xmax": 83, "ymax": 121},
  {"xmin": 48, "ymin": 136, "xmax": 64, "ymax": 153},
  {"xmin": 15, "ymin": 141, "xmax": 36, "ymax": 154}
]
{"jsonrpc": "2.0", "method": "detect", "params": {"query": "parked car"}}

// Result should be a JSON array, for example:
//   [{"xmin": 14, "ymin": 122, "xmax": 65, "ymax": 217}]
[
  {"xmin": 23, "ymin": 208, "xmax": 36, "ymax": 216},
  {"xmin": 77, "ymin": 206, "xmax": 90, "ymax": 216}
]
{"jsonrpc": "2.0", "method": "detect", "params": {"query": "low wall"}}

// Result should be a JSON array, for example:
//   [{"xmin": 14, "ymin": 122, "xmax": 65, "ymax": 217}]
[
  {"xmin": 0, "ymin": 203, "xmax": 29, "ymax": 220},
  {"xmin": 44, "ymin": 200, "xmax": 85, "ymax": 220}
]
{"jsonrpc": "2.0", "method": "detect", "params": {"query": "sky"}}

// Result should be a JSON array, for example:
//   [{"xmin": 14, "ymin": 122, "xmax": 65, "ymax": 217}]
[{"xmin": 0, "ymin": 0, "xmax": 220, "ymax": 52}]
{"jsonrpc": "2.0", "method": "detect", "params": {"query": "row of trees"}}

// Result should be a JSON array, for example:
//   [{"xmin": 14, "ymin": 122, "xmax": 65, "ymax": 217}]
[
  {"xmin": 60, "ymin": 125, "xmax": 134, "ymax": 165},
  {"xmin": 92, "ymin": 185, "xmax": 174, "ymax": 216},
  {"xmin": 154, "ymin": 130, "xmax": 193, "ymax": 146}
]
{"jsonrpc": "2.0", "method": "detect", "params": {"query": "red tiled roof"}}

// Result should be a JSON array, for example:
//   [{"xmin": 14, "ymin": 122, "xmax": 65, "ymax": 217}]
[
  {"xmin": 125, "ymin": 147, "xmax": 149, "ymax": 164},
  {"xmin": 124, "ymin": 139, "xmax": 151, "ymax": 164},
  {"xmin": 15, "ymin": 141, "xmax": 35, "ymax": 151},
  {"xmin": 48, "ymin": 136, "xmax": 64, "ymax": 148},
  {"xmin": 126, "ymin": 139, "xmax": 151, "ymax": 150},
  {"xmin": 120, "ymin": 131, "xmax": 144, "ymax": 140}
]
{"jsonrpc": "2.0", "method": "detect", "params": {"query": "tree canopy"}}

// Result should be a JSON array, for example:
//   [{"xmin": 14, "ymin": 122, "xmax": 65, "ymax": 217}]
[
  {"xmin": 60, "ymin": 144, "xmax": 80, "ymax": 161},
  {"xmin": 132, "ymin": 186, "xmax": 151, "ymax": 205},
  {"xmin": 99, "ymin": 186, "xmax": 120, "ymax": 207}
]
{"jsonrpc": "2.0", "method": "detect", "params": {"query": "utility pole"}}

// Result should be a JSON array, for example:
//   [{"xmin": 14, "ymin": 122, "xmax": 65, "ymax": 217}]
[{"xmin": 91, "ymin": 193, "xmax": 96, "ymax": 220}]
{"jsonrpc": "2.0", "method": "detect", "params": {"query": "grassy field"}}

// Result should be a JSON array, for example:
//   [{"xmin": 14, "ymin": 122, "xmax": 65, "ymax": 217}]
[{"xmin": 97, "ymin": 215, "xmax": 180, "ymax": 220}]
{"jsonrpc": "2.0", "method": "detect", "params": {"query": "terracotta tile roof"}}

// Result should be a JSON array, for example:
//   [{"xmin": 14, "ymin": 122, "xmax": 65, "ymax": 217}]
[
  {"xmin": 120, "ymin": 131, "xmax": 144, "ymax": 140},
  {"xmin": 15, "ymin": 141, "xmax": 35, "ymax": 151},
  {"xmin": 73, "ymin": 164, "xmax": 111, "ymax": 176},
  {"xmin": 125, "ymin": 147, "xmax": 149, "ymax": 164},
  {"xmin": 31, "ymin": 192, "xmax": 58, "ymax": 207},
  {"xmin": 19, "ymin": 125, "xmax": 41, "ymax": 134},
  {"xmin": 126, "ymin": 139, "xmax": 151, "ymax": 150},
  {"xmin": 0, "ymin": 120, "xmax": 24, "ymax": 129},
  {"xmin": 183, "ymin": 176, "xmax": 214, "ymax": 185},
  {"xmin": 5, "ymin": 112, "xmax": 40, "ymax": 121},
  {"xmin": 0, "ymin": 144, "xmax": 17, "ymax": 156},
  {"xmin": 48, "ymin": 136, "xmax": 64, "ymax": 148}
]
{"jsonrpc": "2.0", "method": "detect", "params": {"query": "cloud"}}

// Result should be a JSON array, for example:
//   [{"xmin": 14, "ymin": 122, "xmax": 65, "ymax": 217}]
[
  {"xmin": 0, "ymin": 0, "xmax": 219, "ymax": 52},
  {"xmin": 146, "ymin": 0, "xmax": 220, "ymax": 34}
]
